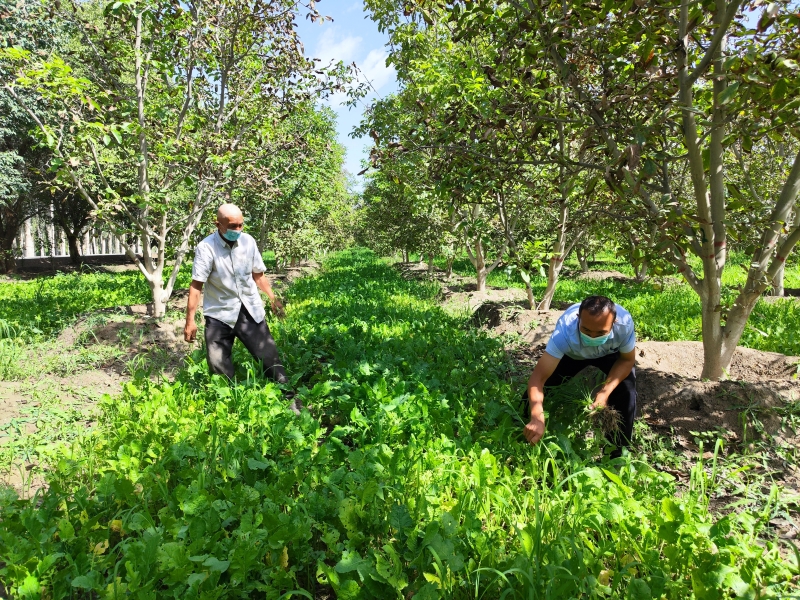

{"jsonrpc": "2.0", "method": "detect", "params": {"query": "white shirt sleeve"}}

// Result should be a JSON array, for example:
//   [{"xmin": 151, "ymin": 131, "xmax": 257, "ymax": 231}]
[
  {"xmin": 191, "ymin": 242, "xmax": 213, "ymax": 283},
  {"xmin": 252, "ymin": 241, "xmax": 267, "ymax": 274}
]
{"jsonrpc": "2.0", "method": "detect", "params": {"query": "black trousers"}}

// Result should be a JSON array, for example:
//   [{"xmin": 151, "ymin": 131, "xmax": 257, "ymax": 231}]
[
  {"xmin": 204, "ymin": 306, "xmax": 288, "ymax": 384},
  {"xmin": 526, "ymin": 352, "xmax": 637, "ymax": 451}
]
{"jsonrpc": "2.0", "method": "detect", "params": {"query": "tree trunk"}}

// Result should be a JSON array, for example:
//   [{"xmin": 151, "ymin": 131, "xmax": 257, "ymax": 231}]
[
  {"xmin": 538, "ymin": 257, "xmax": 561, "ymax": 311},
  {"xmin": 475, "ymin": 237, "xmax": 487, "ymax": 292},
  {"xmin": 0, "ymin": 230, "xmax": 16, "ymax": 274},
  {"xmin": 66, "ymin": 234, "xmax": 82, "ymax": 266},
  {"xmin": 634, "ymin": 259, "xmax": 649, "ymax": 283},
  {"xmin": 576, "ymin": 247, "xmax": 589, "ymax": 273},
  {"xmin": 699, "ymin": 278, "xmax": 725, "ymax": 380},
  {"xmin": 445, "ymin": 256, "xmax": 454, "ymax": 279},
  {"xmin": 427, "ymin": 253, "xmax": 435, "ymax": 278},
  {"xmin": 525, "ymin": 281, "xmax": 536, "ymax": 310},
  {"xmin": 23, "ymin": 219, "xmax": 33, "ymax": 258},
  {"xmin": 402, "ymin": 249, "xmax": 409, "ymax": 263},
  {"xmin": 147, "ymin": 273, "xmax": 167, "ymax": 318},
  {"xmin": 290, "ymin": 256, "xmax": 298, "ymax": 268},
  {"xmin": 771, "ymin": 263, "xmax": 785, "ymax": 296}
]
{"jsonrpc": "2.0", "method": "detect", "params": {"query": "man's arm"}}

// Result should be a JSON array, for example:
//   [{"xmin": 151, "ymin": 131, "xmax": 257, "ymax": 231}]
[
  {"xmin": 524, "ymin": 352, "xmax": 561, "ymax": 445},
  {"xmin": 184, "ymin": 280, "xmax": 204, "ymax": 342},
  {"xmin": 591, "ymin": 349, "xmax": 636, "ymax": 409},
  {"xmin": 253, "ymin": 272, "xmax": 285, "ymax": 319}
]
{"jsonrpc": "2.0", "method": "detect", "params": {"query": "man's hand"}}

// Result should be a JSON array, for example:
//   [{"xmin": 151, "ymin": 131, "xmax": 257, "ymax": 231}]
[
  {"xmin": 591, "ymin": 391, "xmax": 609, "ymax": 410},
  {"xmin": 184, "ymin": 320, "xmax": 198, "ymax": 343},
  {"xmin": 271, "ymin": 298, "xmax": 286, "ymax": 319},
  {"xmin": 524, "ymin": 414, "xmax": 545, "ymax": 445}
]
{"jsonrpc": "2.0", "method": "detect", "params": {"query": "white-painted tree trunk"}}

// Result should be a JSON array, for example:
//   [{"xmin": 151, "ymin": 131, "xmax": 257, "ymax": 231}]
[{"xmin": 23, "ymin": 220, "xmax": 33, "ymax": 258}]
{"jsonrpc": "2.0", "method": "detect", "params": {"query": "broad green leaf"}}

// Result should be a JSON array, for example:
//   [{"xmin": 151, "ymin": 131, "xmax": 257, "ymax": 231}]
[
  {"xmin": 202, "ymin": 557, "xmax": 230, "ymax": 573},
  {"xmin": 626, "ymin": 578, "xmax": 651, "ymax": 600},
  {"xmin": 771, "ymin": 79, "xmax": 788, "ymax": 101},
  {"xmin": 717, "ymin": 81, "xmax": 739, "ymax": 105}
]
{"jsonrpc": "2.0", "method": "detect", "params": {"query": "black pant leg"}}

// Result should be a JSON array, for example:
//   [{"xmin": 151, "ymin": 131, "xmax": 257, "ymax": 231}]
[
  {"xmin": 520, "ymin": 355, "xmax": 588, "ymax": 417},
  {"xmin": 204, "ymin": 316, "xmax": 236, "ymax": 379},
  {"xmin": 586, "ymin": 352, "xmax": 637, "ymax": 449},
  {"xmin": 233, "ymin": 306, "xmax": 289, "ymax": 384},
  {"xmin": 605, "ymin": 372, "xmax": 636, "ymax": 447},
  {"xmin": 543, "ymin": 355, "xmax": 588, "ymax": 388}
]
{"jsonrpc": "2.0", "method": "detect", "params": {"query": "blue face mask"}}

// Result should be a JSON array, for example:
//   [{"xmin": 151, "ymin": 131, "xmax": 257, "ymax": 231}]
[
  {"xmin": 580, "ymin": 331, "xmax": 610, "ymax": 346},
  {"xmin": 221, "ymin": 229, "xmax": 241, "ymax": 242}
]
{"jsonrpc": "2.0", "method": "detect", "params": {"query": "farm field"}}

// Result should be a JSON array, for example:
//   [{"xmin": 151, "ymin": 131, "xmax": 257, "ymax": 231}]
[{"xmin": 1, "ymin": 249, "xmax": 798, "ymax": 599}]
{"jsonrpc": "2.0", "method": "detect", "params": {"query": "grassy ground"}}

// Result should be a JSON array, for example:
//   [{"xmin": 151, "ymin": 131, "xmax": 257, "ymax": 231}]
[
  {"xmin": 0, "ymin": 249, "xmax": 797, "ymax": 598},
  {"xmin": 427, "ymin": 251, "xmax": 800, "ymax": 357}
]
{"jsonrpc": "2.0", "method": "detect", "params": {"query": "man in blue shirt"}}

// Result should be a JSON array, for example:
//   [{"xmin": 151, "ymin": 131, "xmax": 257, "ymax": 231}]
[{"xmin": 523, "ymin": 295, "xmax": 636, "ymax": 456}]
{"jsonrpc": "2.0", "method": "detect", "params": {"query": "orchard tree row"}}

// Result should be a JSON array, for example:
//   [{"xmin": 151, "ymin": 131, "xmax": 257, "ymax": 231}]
[
  {"xmin": 355, "ymin": 0, "xmax": 800, "ymax": 380},
  {"xmin": 0, "ymin": 0, "xmax": 357, "ymax": 312}
]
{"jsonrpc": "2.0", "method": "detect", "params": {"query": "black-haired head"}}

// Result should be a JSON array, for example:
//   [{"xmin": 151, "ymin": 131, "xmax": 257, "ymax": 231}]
[{"xmin": 579, "ymin": 295, "xmax": 616, "ymax": 320}]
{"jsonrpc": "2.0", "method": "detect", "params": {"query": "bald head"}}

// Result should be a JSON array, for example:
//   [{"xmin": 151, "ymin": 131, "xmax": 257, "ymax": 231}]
[
  {"xmin": 217, "ymin": 203, "xmax": 243, "ymax": 222},
  {"xmin": 216, "ymin": 203, "xmax": 244, "ymax": 239}
]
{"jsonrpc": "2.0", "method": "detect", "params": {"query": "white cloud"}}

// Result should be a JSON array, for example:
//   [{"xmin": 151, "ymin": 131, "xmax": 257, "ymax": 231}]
[
  {"xmin": 358, "ymin": 48, "xmax": 395, "ymax": 91},
  {"xmin": 314, "ymin": 27, "xmax": 362, "ymax": 66}
]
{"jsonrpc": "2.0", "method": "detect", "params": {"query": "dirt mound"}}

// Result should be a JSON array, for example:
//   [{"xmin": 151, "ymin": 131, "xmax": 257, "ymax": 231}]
[
  {"xmin": 636, "ymin": 341, "xmax": 797, "ymax": 381},
  {"xmin": 576, "ymin": 269, "xmax": 630, "ymax": 282}
]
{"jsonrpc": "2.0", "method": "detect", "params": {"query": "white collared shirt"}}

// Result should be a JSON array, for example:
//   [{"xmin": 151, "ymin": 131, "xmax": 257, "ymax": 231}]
[{"xmin": 191, "ymin": 231, "xmax": 267, "ymax": 328}]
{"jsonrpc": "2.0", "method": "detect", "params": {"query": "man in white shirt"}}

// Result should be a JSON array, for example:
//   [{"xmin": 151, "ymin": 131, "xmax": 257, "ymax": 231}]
[
  {"xmin": 184, "ymin": 203, "xmax": 300, "ymax": 413},
  {"xmin": 523, "ymin": 295, "xmax": 636, "ymax": 456}
]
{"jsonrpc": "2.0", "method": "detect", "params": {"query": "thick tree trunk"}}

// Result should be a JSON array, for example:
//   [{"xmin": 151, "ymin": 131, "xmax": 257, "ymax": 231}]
[
  {"xmin": 525, "ymin": 281, "xmax": 536, "ymax": 310},
  {"xmin": 771, "ymin": 263, "xmax": 785, "ymax": 296},
  {"xmin": 445, "ymin": 256, "xmax": 454, "ymax": 279},
  {"xmin": 402, "ymin": 249, "xmax": 409, "ymax": 263},
  {"xmin": 476, "ymin": 267, "xmax": 487, "ymax": 293},
  {"xmin": 633, "ymin": 260, "xmax": 649, "ymax": 283},
  {"xmin": 474, "ymin": 238, "xmax": 487, "ymax": 292},
  {"xmin": 0, "ymin": 232, "xmax": 16, "ymax": 274},
  {"xmin": 538, "ymin": 256, "xmax": 562, "ymax": 311},
  {"xmin": 66, "ymin": 234, "xmax": 82, "ymax": 265},
  {"xmin": 576, "ymin": 247, "xmax": 589, "ymax": 273},
  {"xmin": 23, "ymin": 220, "xmax": 33, "ymax": 258},
  {"xmin": 147, "ymin": 273, "xmax": 167, "ymax": 318}
]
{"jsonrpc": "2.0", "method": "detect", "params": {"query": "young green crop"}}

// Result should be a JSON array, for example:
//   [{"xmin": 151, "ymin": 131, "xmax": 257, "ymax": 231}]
[{"xmin": 0, "ymin": 250, "xmax": 795, "ymax": 599}]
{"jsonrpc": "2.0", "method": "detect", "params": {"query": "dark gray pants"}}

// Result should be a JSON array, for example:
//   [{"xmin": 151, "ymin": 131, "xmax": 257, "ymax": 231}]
[{"xmin": 204, "ymin": 306, "xmax": 288, "ymax": 383}]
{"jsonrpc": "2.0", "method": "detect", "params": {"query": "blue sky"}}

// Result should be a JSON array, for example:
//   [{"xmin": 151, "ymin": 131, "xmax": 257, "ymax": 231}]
[{"xmin": 295, "ymin": 2, "xmax": 398, "ymax": 185}]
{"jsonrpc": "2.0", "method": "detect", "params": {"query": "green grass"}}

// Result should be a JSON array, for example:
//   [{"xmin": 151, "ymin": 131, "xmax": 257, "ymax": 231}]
[
  {"xmin": 432, "ymin": 253, "xmax": 800, "ymax": 356},
  {"xmin": 0, "ymin": 267, "xmax": 193, "ymax": 339},
  {"xmin": 0, "ymin": 249, "xmax": 795, "ymax": 599}
]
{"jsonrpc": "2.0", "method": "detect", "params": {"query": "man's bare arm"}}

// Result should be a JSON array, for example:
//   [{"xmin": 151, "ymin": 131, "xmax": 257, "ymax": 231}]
[
  {"xmin": 524, "ymin": 352, "xmax": 561, "ymax": 445},
  {"xmin": 184, "ymin": 280, "xmax": 204, "ymax": 342},
  {"xmin": 253, "ymin": 272, "xmax": 285, "ymax": 318}
]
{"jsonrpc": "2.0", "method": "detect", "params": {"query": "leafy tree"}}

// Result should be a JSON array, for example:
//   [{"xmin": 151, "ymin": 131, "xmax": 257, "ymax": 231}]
[
  {"xmin": 2, "ymin": 0, "xmax": 350, "ymax": 315},
  {"xmin": 0, "ymin": 0, "xmax": 67, "ymax": 273},
  {"xmin": 249, "ymin": 104, "xmax": 354, "ymax": 267},
  {"xmin": 369, "ymin": 0, "xmax": 800, "ymax": 379}
]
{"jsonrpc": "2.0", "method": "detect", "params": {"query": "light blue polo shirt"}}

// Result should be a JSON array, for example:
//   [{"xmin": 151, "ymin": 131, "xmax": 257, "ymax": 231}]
[{"xmin": 544, "ymin": 303, "xmax": 636, "ymax": 361}]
